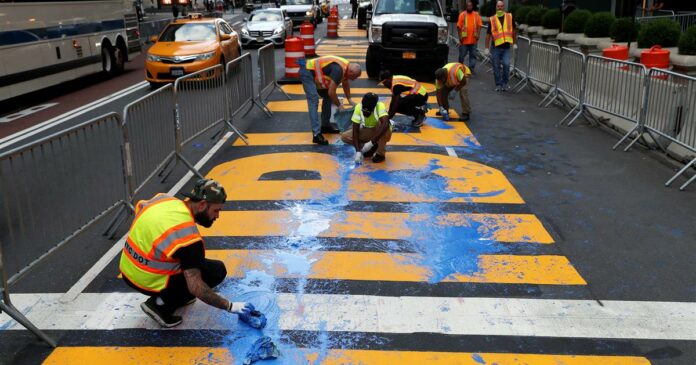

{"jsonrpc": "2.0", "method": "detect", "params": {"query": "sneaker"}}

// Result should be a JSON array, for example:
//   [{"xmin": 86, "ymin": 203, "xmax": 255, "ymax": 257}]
[
  {"xmin": 459, "ymin": 113, "xmax": 470, "ymax": 121},
  {"xmin": 320, "ymin": 126, "xmax": 340, "ymax": 134},
  {"xmin": 503, "ymin": 84, "xmax": 511, "ymax": 92},
  {"xmin": 312, "ymin": 133, "xmax": 329, "ymax": 145},
  {"xmin": 140, "ymin": 297, "xmax": 182, "ymax": 328},
  {"xmin": 412, "ymin": 113, "xmax": 425, "ymax": 127},
  {"xmin": 494, "ymin": 86, "xmax": 502, "ymax": 92},
  {"xmin": 372, "ymin": 154, "xmax": 385, "ymax": 163},
  {"xmin": 363, "ymin": 142, "xmax": 379, "ymax": 158}
]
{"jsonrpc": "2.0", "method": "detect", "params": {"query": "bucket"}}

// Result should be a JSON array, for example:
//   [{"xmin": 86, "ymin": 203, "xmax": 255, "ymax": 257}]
[
  {"xmin": 603, "ymin": 44, "xmax": 630, "ymax": 70},
  {"xmin": 641, "ymin": 45, "xmax": 670, "ymax": 80},
  {"xmin": 333, "ymin": 108, "xmax": 354, "ymax": 132}
]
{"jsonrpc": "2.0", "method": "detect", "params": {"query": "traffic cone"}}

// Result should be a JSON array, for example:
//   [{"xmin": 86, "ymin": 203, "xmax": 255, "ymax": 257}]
[
  {"xmin": 327, "ymin": 14, "xmax": 338, "ymax": 38},
  {"xmin": 278, "ymin": 37, "xmax": 304, "ymax": 84},
  {"xmin": 299, "ymin": 20, "xmax": 316, "ymax": 57}
]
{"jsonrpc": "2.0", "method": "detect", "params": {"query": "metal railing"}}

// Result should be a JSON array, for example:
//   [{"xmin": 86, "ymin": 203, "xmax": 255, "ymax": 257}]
[
  {"xmin": 254, "ymin": 43, "xmax": 291, "ymax": 115},
  {"xmin": 546, "ymin": 48, "xmax": 586, "ymax": 123},
  {"xmin": 511, "ymin": 36, "xmax": 531, "ymax": 90},
  {"xmin": 636, "ymin": 12, "xmax": 696, "ymax": 32},
  {"xmin": 0, "ymin": 113, "xmax": 128, "ymax": 347},
  {"xmin": 475, "ymin": 25, "xmax": 491, "ymax": 67},
  {"xmin": 522, "ymin": 40, "xmax": 561, "ymax": 101},
  {"xmin": 227, "ymin": 53, "xmax": 256, "ymax": 119}
]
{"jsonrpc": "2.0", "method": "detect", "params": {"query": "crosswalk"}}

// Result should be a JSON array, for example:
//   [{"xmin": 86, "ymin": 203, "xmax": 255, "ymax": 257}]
[{"xmin": 2, "ymin": 19, "xmax": 691, "ymax": 364}]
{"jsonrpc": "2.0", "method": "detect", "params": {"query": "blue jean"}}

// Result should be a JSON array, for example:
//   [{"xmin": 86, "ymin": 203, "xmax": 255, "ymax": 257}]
[
  {"xmin": 490, "ymin": 46, "xmax": 511, "ymax": 87},
  {"xmin": 458, "ymin": 44, "xmax": 477, "ymax": 71},
  {"xmin": 299, "ymin": 59, "xmax": 326, "ymax": 136}
]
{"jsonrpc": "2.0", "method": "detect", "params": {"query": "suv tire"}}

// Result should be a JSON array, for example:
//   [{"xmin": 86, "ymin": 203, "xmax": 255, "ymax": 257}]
[{"xmin": 366, "ymin": 48, "xmax": 380, "ymax": 79}]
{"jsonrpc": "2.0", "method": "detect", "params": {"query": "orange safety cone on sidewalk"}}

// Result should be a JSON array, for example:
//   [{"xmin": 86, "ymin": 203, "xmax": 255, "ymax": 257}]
[
  {"xmin": 327, "ymin": 14, "xmax": 338, "ymax": 38},
  {"xmin": 278, "ymin": 37, "xmax": 304, "ymax": 84},
  {"xmin": 300, "ymin": 20, "xmax": 317, "ymax": 57}
]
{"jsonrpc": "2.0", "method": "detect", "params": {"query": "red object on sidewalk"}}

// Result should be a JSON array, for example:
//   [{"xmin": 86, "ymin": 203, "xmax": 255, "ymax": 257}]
[
  {"xmin": 300, "ymin": 21, "xmax": 316, "ymax": 57},
  {"xmin": 641, "ymin": 45, "xmax": 671, "ymax": 79},
  {"xmin": 284, "ymin": 37, "xmax": 304, "ymax": 79},
  {"xmin": 327, "ymin": 14, "xmax": 338, "ymax": 38},
  {"xmin": 603, "ymin": 44, "xmax": 629, "ymax": 61}
]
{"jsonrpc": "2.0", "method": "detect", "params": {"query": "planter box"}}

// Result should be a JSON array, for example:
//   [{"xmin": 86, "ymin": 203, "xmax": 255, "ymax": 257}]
[
  {"xmin": 670, "ymin": 53, "xmax": 696, "ymax": 75},
  {"xmin": 576, "ymin": 36, "xmax": 612, "ymax": 54},
  {"xmin": 556, "ymin": 32, "xmax": 583, "ymax": 47},
  {"xmin": 540, "ymin": 28, "xmax": 559, "ymax": 42},
  {"xmin": 518, "ymin": 24, "xmax": 528, "ymax": 31}
]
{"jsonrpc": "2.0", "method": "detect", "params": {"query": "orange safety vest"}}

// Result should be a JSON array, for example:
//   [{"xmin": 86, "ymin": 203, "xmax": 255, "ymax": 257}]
[
  {"xmin": 445, "ymin": 63, "xmax": 465, "ymax": 87},
  {"xmin": 119, "ymin": 194, "xmax": 203, "ymax": 292},
  {"xmin": 459, "ymin": 11, "xmax": 481, "ymax": 43},
  {"xmin": 391, "ymin": 75, "xmax": 427, "ymax": 96},
  {"xmin": 306, "ymin": 55, "xmax": 349, "ymax": 89},
  {"xmin": 489, "ymin": 13, "xmax": 514, "ymax": 47}
]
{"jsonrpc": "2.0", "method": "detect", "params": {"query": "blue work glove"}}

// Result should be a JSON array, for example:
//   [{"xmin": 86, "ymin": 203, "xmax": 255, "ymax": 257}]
[
  {"xmin": 243, "ymin": 336, "xmax": 280, "ymax": 365},
  {"xmin": 227, "ymin": 301, "xmax": 254, "ymax": 315}
]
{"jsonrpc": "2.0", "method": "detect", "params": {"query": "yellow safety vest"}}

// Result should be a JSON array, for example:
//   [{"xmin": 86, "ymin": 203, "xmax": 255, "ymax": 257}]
[
  {"xmin": 460, "ymin": 11, "xmax": 481, "ymax": 40},
  {"xmin": 119, "ymin": 194, "xmax": 203, "ymax": 292},
  {"xmin": 391, "ymin": 75, "xmax": 427, "ymax": 97},
  {"xmin": 306, "ymin": 55, "xmax": 349, "ymax": 89},
  {"xmin": 437, "ymin": 62, "xmax": 470, "ymax": 89},
  {"xmin": 489, "ymin": 13, "xmax": 514, "ymax": 47}
]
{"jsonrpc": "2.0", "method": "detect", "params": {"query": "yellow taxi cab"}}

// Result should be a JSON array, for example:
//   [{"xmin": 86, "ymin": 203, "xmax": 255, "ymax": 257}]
[{"xmin": 145, "ymin": 14, "xmax": 241, "ymax": 88}]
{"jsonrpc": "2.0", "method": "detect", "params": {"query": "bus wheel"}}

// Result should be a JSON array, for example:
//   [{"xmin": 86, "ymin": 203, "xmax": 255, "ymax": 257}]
[
  {"xmin": 101, "ymin": 46, "xmax": 113, "ymax": 75},
  {"xmin": 112, "ymin": 44, "xmax": 126, "ymax": 75}
]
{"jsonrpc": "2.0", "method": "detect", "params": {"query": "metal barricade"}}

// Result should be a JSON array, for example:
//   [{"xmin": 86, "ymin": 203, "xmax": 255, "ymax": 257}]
[
  {"xmin": 475, "ymin": 25, "xmax": 491, "ymax": 67},
  {"xmin": 526, "ymin": 40, "xmax": 561, "ymax": 102},
  {"xmin": 572, "ymin": 55, "xmax": 648, "ymax": 150},
  {"xmin": 550, "ymin": 48, "xmax": 586, "ymax": 123},
  {"xmin": 636, "ymin": 69, "xmax": 696, "ymax": 190},
  {"xmin": 510, "ymin": 36, "xmax": 531, "ymax": 90},
  {"xmin": 254, "ymin": 43, "xmax": 291, "ymax": 116},
  {"xmin": 173, "ymin": 64, "xmax": 227, "ymax": 177},
  {"xmin": 122, "ymin": 84, "xmax": 176, "ymax": 203},
  {"xmin": 0, "ymin": 113, "xmax": 128, "ymax": 347},
  {"xmin": 227, "ymin": 53, "xmax": 255, "ymax": 119}
]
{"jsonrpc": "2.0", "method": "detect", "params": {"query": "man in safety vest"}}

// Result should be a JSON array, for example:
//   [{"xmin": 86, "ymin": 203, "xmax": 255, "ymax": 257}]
[
  {"xmin": 378, "ymin": 70, "xmax": 428, "ymax": 127},
  {"xmin": 299, "ymin": 55, "xmax": 362, "ymax": 145},
  {"xmin": 341, "ymin": 92, "xmax": 392, "ymax": 164},
  {"xmin": 484, "ymin": 1, "xmax": 517, "ymax": 91},
  {"xmin": 434, "ymin": 62, "xmax": 471, "ymax": 121},
  {"xmin": 456, "ymin": 1, "xmax": 482, "ymax": 72},
  {"xmin": 119, "ymin": 179, "xmax": 255, "ymax": 328}
]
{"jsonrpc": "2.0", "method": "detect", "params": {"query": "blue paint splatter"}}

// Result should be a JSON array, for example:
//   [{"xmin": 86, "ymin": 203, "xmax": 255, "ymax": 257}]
[
  {"xmin": 424, "ymin": 117, "xmax": 454, "ymax": 130},
  {"xmin": 472, "ymin": 353, "xmax": 486, "ymax": 364}
]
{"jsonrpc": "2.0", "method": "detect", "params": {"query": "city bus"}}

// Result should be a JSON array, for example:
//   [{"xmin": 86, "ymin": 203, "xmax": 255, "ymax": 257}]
[{"xmin": 0, "ymin": 0, "xmax": 142, "ymax": 101}]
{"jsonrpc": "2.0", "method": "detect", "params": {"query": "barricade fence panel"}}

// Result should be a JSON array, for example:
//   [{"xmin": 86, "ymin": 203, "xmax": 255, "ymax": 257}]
[
  {"xmin": 476, "ymin": 25, "xmax": 489, "ymax": 60},
  {"xmin": 513, "ymin": 36, "xmax": 531, "ymax": 78},
  {"xmin": 528, "ymin": 40, "xmax": 560, "ymax": 88},
  {"xmin": 227, "ymin": 53, "xmax": 255, "ymax": 118},
  {"xmin": 556, "ymin": 47, "xmax": 585, "ymax": 104},
  {"xmin": 174, "ymin": 64, "xmax": 227, "ymax": 146},
  {"xmin": 583, "ymin": 55, "xmax": 647, "ymax": 123},
  {"xmin": 645, "ymin": 69, "xmax": 696, "ymax": 153},
  {"xmin": 258, "ymin": 43, "xmax": 277, "ymax": 97},
  {"xmin": 122, "ymin": 84, "xmax": 177, "ymax": 200},
  {"xmin": 0, "ymin": 113, "xmax": 127, "ymax": 284}
]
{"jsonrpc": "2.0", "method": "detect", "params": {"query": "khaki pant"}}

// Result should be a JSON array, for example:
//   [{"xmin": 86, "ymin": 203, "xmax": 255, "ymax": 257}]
[
  {"xmin": 340, "ymin": 126, "xmax": 392, "ymax": 156},
  {"xmin": 438, "ymin": 82, "xmax": 471, "ymax": 115}
]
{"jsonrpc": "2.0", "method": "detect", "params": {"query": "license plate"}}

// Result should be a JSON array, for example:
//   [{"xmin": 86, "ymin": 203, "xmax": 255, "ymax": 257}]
[
  {"xmin": 256, "ymin": 36, "xmax": 264, "ymax": 42},
  {"xmin": 403, "ymin": 52, "xmax": 416, "ymax": 59},
  {"xmin": 171, "ymin": 68, "xmax": 184, "ymax": 76}
]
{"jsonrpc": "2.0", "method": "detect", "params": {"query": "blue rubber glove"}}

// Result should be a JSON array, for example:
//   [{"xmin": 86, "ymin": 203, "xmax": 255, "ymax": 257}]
[{"xmin": 243, "ymin": 336, "xmax": 279, "ymax": 365}]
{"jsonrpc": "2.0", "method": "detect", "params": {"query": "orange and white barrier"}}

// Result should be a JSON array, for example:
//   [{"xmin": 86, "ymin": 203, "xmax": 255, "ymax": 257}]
[
  {"xmin": 281, "ymin": 37, "xmax": 304, "ymax": 83},
  {"xmin": 327, "ymin": 14, "xmax": 338, "ymax": 38},
  {"xmin": 300, "ymin": 21, "xmax": 316, "ymax": 57}
]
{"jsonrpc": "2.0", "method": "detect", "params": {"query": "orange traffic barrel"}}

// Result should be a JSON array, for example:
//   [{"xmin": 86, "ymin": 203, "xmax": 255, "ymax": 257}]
[
  {"xmin": 330, "ymin": 5, "xmax": 338, "ymax": 16},
  {"xmin": 280, "ymin": 37, "xmax": 304, "ymax": 83},
  {"xmin": 300, "ymin": 20, "xmax": 316, "ymax": 57},
  {"xmin": 603, "ymin": 44, "xmax": 628, "ymax": 61},
  {"xmin": 641, "ymin": 45, "xmax": 671, "ymax": 79},
  {"xmin": 327, "ymin": 14, "xmax": 338, "ymax": 38}
]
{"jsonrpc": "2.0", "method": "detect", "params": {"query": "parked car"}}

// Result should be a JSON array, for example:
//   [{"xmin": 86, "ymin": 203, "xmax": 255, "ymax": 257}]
[
  {"xmin": 280, "ymin": 0, "xmax": 322, "ymax": 27},
  {"xmin": 243, "ymin": 0, "xmax": 277, "ymax": 14},
  {"xmin": 357, "ymin": 0, "xmax": 372, "ymax": 29},
  {"xmin": 145, "ymin": 14, "xmax": 241, "ymax": 88},
  {"xmin": 240, "ymin": 8, "xmax": 293, "ymax": 47}
]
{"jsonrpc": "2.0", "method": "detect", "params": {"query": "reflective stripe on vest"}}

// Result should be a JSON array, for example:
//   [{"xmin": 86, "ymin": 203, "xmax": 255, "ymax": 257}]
[
  {"xmin": 119, "ymin": 195, "xmax": 202, "ymax": 292},
  {"xmin": 392, "ymin": 76, "xmax": 426, "ymax": 96},
  {"xmin": 306, "ymin": 55, "xmax": 349, "ymax": 89},
  {"xmin": 445, "ymin": 63, "xmax": 464, "ymax": 87},
  {"xmin": 460, "ymin": 11, "xmax": 480, "ymax": 40},
  {"xmin": 489, "ymin": 13, "xmax": 514, "ymax": 47}
]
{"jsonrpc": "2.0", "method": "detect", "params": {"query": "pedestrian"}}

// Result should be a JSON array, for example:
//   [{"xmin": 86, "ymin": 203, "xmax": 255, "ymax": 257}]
[
  {"xmin": 434, "ymin": 62, "xmax": 471, "ymax": 121},
  {"xmin": 341, "ymin": 92, "xmax": 392, "ymax": 164},
  {"xmin": 350, "ymin": 0, "xmax": 358, "ymax": 19},
  {"xmin": 119, "ymin": 179, "xmax": 255, "ymax": 328},
  {"xmin": 172, "ymin": 3, "xmax": 179, "ymax": 18},
  {"xmin": 378, "ymin": 70, "xmax": 428, "ymax": 127},
  {"xmin": 484, "ymin": 0, "xmax": 516, "ymax": 91},
  {"xmin": 456, "ymin": 1, "xmax": 482, "ymax": 72},
  {"xmin": 298, "ymin": 55, "xmax": 362, "ymax": 145}
]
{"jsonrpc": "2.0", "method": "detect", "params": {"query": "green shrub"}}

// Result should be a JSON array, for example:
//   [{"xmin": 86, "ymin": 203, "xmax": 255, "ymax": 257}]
[
  {"xmin": 637, "ymin": 19, "xmax": 681, "ymax": 48},
  {"xmin": 610, "ymin": 17, "xmax": 640, "ymax": 42},
  {"xmin": 563, "ymin": 9, "xmax": 591, "ymax": 33},
  {"xmin": 508, "ymin": 4, "xmax": 519, "ymax": 16},
  {"xmin": 526, "ymin": 7, "xmax": 547, "ymax": 27},
  {"xmin": 514, "ymin": 6, "xmax": 533, "ymax": 25},
  {"xmin": 584, "ymin": 12, "xmax": 615, "ymax": 38},
  {"xmin": 541, "ymin": 9, "xmax": 562, "ymax": 29},
  {"xmin": 678, "ymin": 25, "xmax": 696, "ymax": 55}
]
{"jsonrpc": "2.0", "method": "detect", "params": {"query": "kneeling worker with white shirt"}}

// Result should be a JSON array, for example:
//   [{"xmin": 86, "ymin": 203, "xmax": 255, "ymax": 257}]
[{"xmin": 340, "ymin": 92, "xmax": 393, "ymax": 163}]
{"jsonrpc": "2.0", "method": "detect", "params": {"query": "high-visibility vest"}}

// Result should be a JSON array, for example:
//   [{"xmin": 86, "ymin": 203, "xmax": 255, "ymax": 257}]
[
  {"xmin": 489, "ymin": 13, "xmax": 514, "ymax": 47},
  {"xmin": 460, "ymin": 11, "xmax": 481, "ymax": 40},
  {"xmin": 391, "ymin": 75, "xmax": 427, "ymax": 96},
  {"xmin": 119, "ymin": 194, "xmax": 203, "ymax": 292},
  {"xmin": 442, "ymin": 62, "xmax": 469, "ymax": 88},
  {"xmin": 306, "ymin": 55, "xmax": 349, "ymax": 89}
]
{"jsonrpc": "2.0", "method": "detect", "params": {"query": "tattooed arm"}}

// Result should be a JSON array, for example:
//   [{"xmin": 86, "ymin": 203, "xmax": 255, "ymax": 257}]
[{"xmin": 183, "ymin": 268, "xmax": 229, "ymax": 310}]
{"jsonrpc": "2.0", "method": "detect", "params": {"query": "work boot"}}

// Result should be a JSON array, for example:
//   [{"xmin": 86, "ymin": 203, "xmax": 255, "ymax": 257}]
[
  {"xmin": 320, "ymin": 125, "xmax": 340, "ymax": 134},
  {"xmin": 363, "ymin": 142, "xmax": 379, "ymax": 158},
  {"xmin": 140, "ymin": 297, "xmax": 182, "ymax": 328},
  {"xmin": 459, "ymin": 113, "xmax": 470, "ymax": 121},
  {"xmin": 372, "ymin": 154, "xmax": 385, "ymax": 163},
  {"xmin": 412, "ymin": 112, "xmax": 425, "ymax": 127},
  {"xmin": 312, "ymin": 133, "xmax": 329, "ymax": 145}
]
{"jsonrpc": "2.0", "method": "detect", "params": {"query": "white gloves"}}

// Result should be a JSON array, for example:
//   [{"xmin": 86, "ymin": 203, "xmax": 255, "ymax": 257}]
[
  {"xmin": 354, "ymin": 151, "xmax": 363, "ymax": 164},
  {"xmin": 361, "ymin": 141, "xmax": 374, "ymax": 154},
  {"xmin": 439, "ymin": 107, "xmax": 450, "ymax": 121},
  {"xmin": 484, "ymin": 48, "xmax": 490, "ymax": 56},
  {"xmin": 513, "ymin": 44, "xmax": 518, "ymax": 50},
  {"xmin": 228, "ymin": 301, "xmax": 254, "ymax": 314}
]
